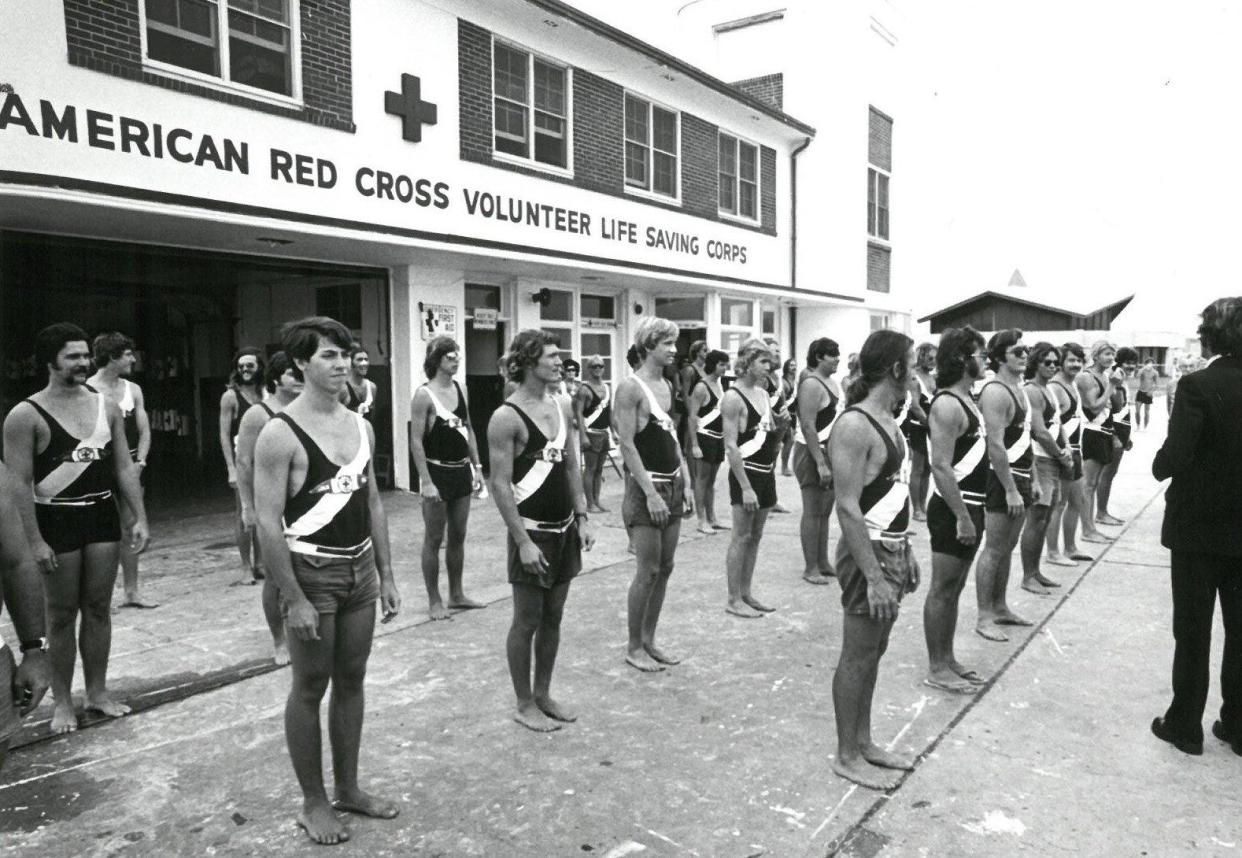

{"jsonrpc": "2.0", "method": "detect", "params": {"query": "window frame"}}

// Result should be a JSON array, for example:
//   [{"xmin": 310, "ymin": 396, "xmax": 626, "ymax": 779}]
[
  {"xmin": 137, "ymin": 0, "xmax": 304, "ymax": 108},
  {"xmin": 719, "ymin": 295, "xmax": 761, "ymax": 360},
  {"xmin": 622, "ymin": 91, "xmax": 681, "ymax": 204},
  {"xmin": 867, "ymin": 167, "xmax": 891, "ymax": 242},
  {"xmin": 490, "ymin": 36, "xmax": 575, "ymax": 179},
  {"xmin": 717, "ymin": 131, "xmax": 761, "ymax": 224}
]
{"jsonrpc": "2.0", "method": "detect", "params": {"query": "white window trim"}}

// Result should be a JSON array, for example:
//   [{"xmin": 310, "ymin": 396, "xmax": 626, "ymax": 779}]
[
  {"xmin": 622, "ymin": 91, "xmax": 682, "ymax": 204},
  {"xmin": 717, "ymin": 131, "xmax": 762, "ymax": 225},
  {"xmin": 867, "ymin": 165, "xmax": 892, "ymax": 244},
  {"xmin": 137, "ymin": 0, "xmax": 304, "ymax": 108},
  {"xmin": 653, "ymin": 294, "xmax": 709, "ymax": 327},
  {"xmin": 533, "ymin": 285, "xmax": 621, "ymax": 378},
  {"xmin": 490, "ymin": 36, "xmax": 575, "ymax": 179}
]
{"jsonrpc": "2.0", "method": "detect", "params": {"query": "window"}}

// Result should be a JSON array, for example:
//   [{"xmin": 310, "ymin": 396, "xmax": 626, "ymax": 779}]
[
  {"xmin": 316, "ymin": 284, "xmax": 362, "ymax": 330},
  {"xmin": 143, "ymin": 0, "xmax": 297, "ymax": 98},
  {"xmin": 624, "ymin": 94, "xmax": 678, "ymax": 198},
  {"xmin": 654, "ymin": 296, "xmax": 706, "ymax": 323},
  {"xmin": 870, "ymin": 313, "xmax": 893, "ymax": 332},
  {"xmin": 761, "ymin": 308, "xmax": 776, "ymax": 336},
  {"xmin": 580, "ymin": 294, "xmax": 615, "ymax": 321},
  {"xmin": 867, "ymin": 243, "xmax": 891, "ymax": 293},
  {"xmin": 493, "ymin": 41, "xmax": 569, "ymax": 170},
  {"xmin": 720, "ymin": 297, "xmax": 754, "ymax": 327},
  {"xmin": 868, "ymin": 168, "xmax": 890, "ymax": 240},
  {"xmin": 719, "ymin": 133, "xmax": 758, "ymax": 220}
]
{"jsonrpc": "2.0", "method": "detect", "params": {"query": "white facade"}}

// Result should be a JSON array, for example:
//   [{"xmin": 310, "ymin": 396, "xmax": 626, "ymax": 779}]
[{"xmin": 1, "ymin": 0, "xmax": 827, "ymax": 489}]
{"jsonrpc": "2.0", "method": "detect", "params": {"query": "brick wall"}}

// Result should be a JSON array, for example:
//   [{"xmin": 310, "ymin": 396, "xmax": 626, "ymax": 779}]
[
  {"xmin": 458, "ymin": 18, "xmax": 776, "ymax": 236},
  {"xmin": 62, "ymin": 0, "xmax": 354, "ymax": 131},
  {"xmin": 867, "ymin": 242, "xmax": 891, "ymax": 293},
  {"xmin": 572, "ymin": 70, "xmax": 624, "ymax": 195},
  {"xmin": 868, "ymin": 106, "xmax": 892, "ymax": 171},
  {"xmin": 680, "ymin": 113, "xmax": 719, "ymax": 220},
  {"xmin": 731, "ymin": 73, "xmax": 783, "ymax": 111},
  {"xmin": 458, "ymin": 18, "xmax": 492, "ymax": 163}
]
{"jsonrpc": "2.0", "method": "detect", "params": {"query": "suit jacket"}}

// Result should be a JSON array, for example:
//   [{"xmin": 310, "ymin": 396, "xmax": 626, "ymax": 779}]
[{"xmin": 1153, "ymin": 355, "xmax": 1242, "ymax": 556}]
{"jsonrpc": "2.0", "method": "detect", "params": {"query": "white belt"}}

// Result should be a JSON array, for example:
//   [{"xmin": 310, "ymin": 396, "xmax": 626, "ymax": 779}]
[
  {"xmin": 521, "ymin": 514, "xmax": 575, "ymax": 534},
  {"xmin": 427, "ymin": 457, "xmax": 471, "ymax": 469},
  {"xmin": 867, "ymin": 529, "xmax": 913, "ymax": 546},
  {"xmin": 36, "ymin": 490, "xmax": 114, "ymax": 507},
  {"xmin": 743, "ymin": 461, "xmax": 774, "ymax": 473},
  {"xmin": 287, "ymin": 536, "xmax": 373, "ymax": 559},
  {"xmin": 697, "ymin": 428, "xmax": 722, "ymax": 440}
]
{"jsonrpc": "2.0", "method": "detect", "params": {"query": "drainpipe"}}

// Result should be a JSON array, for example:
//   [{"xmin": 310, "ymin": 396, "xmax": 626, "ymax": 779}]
[{"xmin": 790, "ymin": 135, "xmax": 813, "ymax": 291}]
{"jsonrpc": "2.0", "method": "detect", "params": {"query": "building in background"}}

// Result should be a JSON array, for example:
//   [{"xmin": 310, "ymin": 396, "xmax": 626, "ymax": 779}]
[
  {"xmin": 1, "ymin": 0, "xmax": 840, "ymax": 494},
  {"xmin": 643, "ymin": 0, "xmax": 913, "ymax": 353}
]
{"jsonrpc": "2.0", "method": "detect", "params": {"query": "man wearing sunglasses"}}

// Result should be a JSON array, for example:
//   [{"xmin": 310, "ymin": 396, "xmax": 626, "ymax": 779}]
[
  {"xmin": 975, "ymin": 329, "xmax": 1037, "ymax": 642},
  {"xmin": 1020, "ymin": 343, "xmax": 1074, "ymax": 596}
]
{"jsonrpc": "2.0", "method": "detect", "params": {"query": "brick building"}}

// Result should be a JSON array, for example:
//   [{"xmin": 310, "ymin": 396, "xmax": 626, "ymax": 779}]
[{"xmin": 0, "ymin": 0, "xmax": 832, "ymax": 494}]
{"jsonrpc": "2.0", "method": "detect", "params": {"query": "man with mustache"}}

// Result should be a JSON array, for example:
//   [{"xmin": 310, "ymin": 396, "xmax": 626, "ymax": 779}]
[
  {"xmin": 220, "ymin": 347, "xmax": 265, "ymax": 582},
  {"xmin": 3, "ymin": 323, "xmax": 149, "ymax": 734}
]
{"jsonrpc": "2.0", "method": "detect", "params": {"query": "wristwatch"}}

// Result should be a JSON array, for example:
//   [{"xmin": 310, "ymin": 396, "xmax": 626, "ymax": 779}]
[{"xmin": 20, "ymin": 637, "xmax": 49, "ymax": 653}]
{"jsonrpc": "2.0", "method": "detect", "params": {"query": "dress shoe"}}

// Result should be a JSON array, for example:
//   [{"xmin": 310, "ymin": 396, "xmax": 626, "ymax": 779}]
[
  {"xmin": 1151, "ymin": 717, "xmax": 1203, "ymax": 756},
  {"xmin": 1211, "ymin": 720, "xmax": 1242, "ymax": 756}
]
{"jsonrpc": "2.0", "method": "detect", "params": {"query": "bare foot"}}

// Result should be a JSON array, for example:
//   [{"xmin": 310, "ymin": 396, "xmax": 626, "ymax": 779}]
[
  {"xmin": 1096, "ymin": 513, "xmax": 1125, "ymax": 526},
  {"xmin": 119, "ymin": 595, "xmax": 159, "ymax": 608},
  {"xmin": 1034, "ymin": 573, "xmax": 1061, "ymax": 588},
  {"xmin": 50, "ymin": 701, "xmax": 78, "ymax": 734},
  {"xmin": 644, "ymin": 644, "xmax": 681, "ymax": 666},
  {"xmin": 514, "ymin": 702, "xmax": 562, "ymax": 732},
  {"xmin": 912, "ymin": 508, "xmax": 927, "ymax": 522},
  {"xmin": 1082, "ymin": 531, "xmax": 1114, "ymax": 544},
  {"xmin": 725, "ymin": 600, "xmax": 764, "ymax": 619},
  {"xmin": 624, "ymin": 650, "xmax": 666, "ymax": 673},
  {"xmin": 332, "ymin": 788, "xmax": 400, "ymax": 819},
  {"xmin": 975, "ymin": 623, "xmax": 1009, "ymax": 642},
  {"xmin": 771, "ymin": 503, "xmax": 790, "ymax": 514},
  {"xmin": 697, "ymin": 523, "xmax": 717, "ymax": 535},
  {"xmin": 298, "ymin": 801, "xmax": 349, "ymax": 845},
  {"xmin": 535, "ymin": 696, "xmax": 578, "ymax": 723},
  {"xmin": 229, "ymin": 577, "xmax": 258, "ymax": 587},
  {"xmin": 1021, "ymin": 579, "xmax": 1052, "ymax": 596},
  {"xmin": 1045, "ymin": 552, "xmax": 1078, "ymax": 567},
  {"xmin": 742, "ymin": 595, "xmax": 776, "ymax": 613},
  {"xmin": 85, "ymin": 694, "xmax": 131, "ymax": 718},
  {"xmin": 802, "ymin": 571, "xmax": 835, "ymax": 585},
  {"xmin": 831, "ymin": 758, "xmax": 901, "ymax": 790},
  {"xmin": 428, "ymin": 602, "xmax": 452, "ymax": 621},
  {"xmin": 995, "ymin": 611, "xmax": 1033, "ymax": 627},
  {"xmin": 272, "ymin": 642, "xmax": 291, "ymax": 666},
  {"xmin": 711, "ymin": 521, "xmax": 731, "ymax": 531},
  {"xmin": 446, "ymin": 596, "xmax": 486, "ymax": 610},
  {"xmin": 1068, "ymin": 549, "xmax": 1095, "ymax": 561},
  {"xmin": 588, "ymin": 505, "xmax": 609, "ymax": 514},
  {"xmin": 862, "ymin": 742, "xmax": 916, "ymax": 770}
]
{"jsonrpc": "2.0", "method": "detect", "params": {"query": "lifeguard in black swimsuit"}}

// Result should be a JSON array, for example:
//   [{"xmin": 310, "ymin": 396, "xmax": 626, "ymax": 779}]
[
  {"xmin": 687, "ymin": 348, "xmax": 730, "ymax": 534},
  {"xmin": 254, "ymin": 316, "xmax": 401, "ymax": 846},
  {"xmin": 615, "ymin": 317, "xmax": 693, "ymax": 673},
  {"xmin": 828, "ymin": 329, "xmax": 920, "ymax": 790},
  {"xmin": 793, "ymin": 337, "xmax": 843, "ymax": 585},
  {"xmin": 409, "ymin": 337, "xmax": 485, "ymax": 621},
  {"xmin": 343, "ymin": 343, "xmax": 377, "ymax": 420},
  {"xmin": 2, "ymin": 323, "xmax": 148, "ymax": 736},
  {"xmin": 487, "ymin": 330, "xmax": 594, "ymax": 732},
  {"xmin": 219, "ymin": 346, "xmax": 264, "ymax": 582}
]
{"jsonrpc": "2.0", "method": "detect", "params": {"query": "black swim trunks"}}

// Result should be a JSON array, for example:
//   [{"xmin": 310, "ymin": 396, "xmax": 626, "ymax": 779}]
[
  {"xmin": 984, "ymin": 470, "xmax": 1033, "ymax": 513},
  {"xmin": 424, "ymin": 459, "xmax": 474, "ymax": 502},
  {"xmin": 1082, "ymin": 429, "xmax": 1114, "ymax": 466},
  {"xmin": 729, "ymin": 468, "xmax": 777, "ymax": 509},
  {"xmin": 1135, "ymin": 390, "xmax": 1153, "ymax": 405},
  {"xmin": 927, "ymin": 496, "xmax": 986, "ymax": 560},
  {"xmin": 508, "ymin": 523, "xmax": 582, "ymax": 589},
  {"xmin": 35, "ymin": 501, "xmax": 121, "ymax": 555},
  {"xmin": 622, "ymin": 474, "xmax": 687, "ymax": 530}
]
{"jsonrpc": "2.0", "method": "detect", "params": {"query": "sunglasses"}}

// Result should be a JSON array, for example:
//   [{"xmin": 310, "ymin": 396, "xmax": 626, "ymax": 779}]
[
  {"xmin": 1040, "ymin": 358, "xmax": 1060, "ymax": 367},
  {"xmin": 1008, "ymin": 346, "xmax": 1029, "ymax": 358}
]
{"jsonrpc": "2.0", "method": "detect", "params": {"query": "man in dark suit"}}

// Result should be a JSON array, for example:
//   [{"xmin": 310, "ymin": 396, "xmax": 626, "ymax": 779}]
[{"xmin": 1151, "ymin": 297, "xmax": 1242, "ymax": 756}]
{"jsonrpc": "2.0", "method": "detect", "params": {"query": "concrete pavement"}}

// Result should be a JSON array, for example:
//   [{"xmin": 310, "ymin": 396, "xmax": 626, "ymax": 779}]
[{"xmin": 2, "ymin": 402, "xmax": 1238, "ymax": 856}]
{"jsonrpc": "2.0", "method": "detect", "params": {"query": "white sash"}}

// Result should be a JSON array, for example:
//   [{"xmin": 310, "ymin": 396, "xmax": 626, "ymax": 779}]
[
  {"xmin": 794, "ymin": 378, "xmax": 838, "ymax": 446},
  {"xmin": 1084, "ymin": 373, "xmax": 1111, "ymax": 431},
  {"xmin": 1114, "ymin": 388, "xmax": 1131, "ymax": 423},
  {"xmin": 737, "ymin": 389, "xmax": 774, "ymax": 459},
  {"xmin": 582, "ymin": 382, "xmax": 611, "ymax": 430},
  {"xmin": 423, "ymin": 384, "xmax": 469, "ymax": 443},
  {"xmin": 34, "ymin": 392, "xmax": 112, "ymax": 501},
  {"xmin": 512, "ymin": 403, "xmax": 566, "ymax": 504},
  {"xmin": 359, "ymin": 381, "xmax": 375, "ymax": 416},
  {"xmin": 283, "ymin": 413, "xmax": 370, "ymax": 545},
  {"xmin": 866, "ymin": 445, "xmax": 911, "ymax": 540},
  {"xmin": 119, "ymin": 380, "xmax": 136, "ymax": 417},
  {"xmin": 1030, "ymin": 384, "xmax": 1062, "ymax": 460},
  {"xmin": 1007, "ymin": 386, "xmax": 1033, "ymax": 464},
  {"xmin": 632, "ymin": 376, "xmax": 677, "ymax": 439},
  {"xmin": 895, "ymin": 390, "xmax": 912, "ymax": 425},
  {"xmin": 1056, "ymin": 382, "xmax": 1082, "ymax": 443}
]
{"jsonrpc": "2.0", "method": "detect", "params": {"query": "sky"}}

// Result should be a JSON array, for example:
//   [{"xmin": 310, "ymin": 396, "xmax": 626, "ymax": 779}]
[{"xmin": 567, "ymin": 0, "xmax": 1239, "ymax": 332}]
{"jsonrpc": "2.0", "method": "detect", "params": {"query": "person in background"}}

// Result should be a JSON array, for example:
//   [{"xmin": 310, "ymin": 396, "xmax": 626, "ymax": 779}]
[
  {"xmin": 87, "ymin": 332, "xmax": 155, "ymax": 609},
  {"xmin": 687, "ymin": 349, "xmax": 730, "ymax": 535},
  {"xmin": 1150, "ymin": 297, "xmax": 1242, "ymax": 757},
  {"xmin": 343, "ymin": 344, "xmax": 377, "ymax": 420},
  {"xmin": 792, "ymin": 338, "xmax": 842, "ymax": 585},
  {"xmin": 219, "ymin": 347, "xmax": 265, "ymax": 581},
  {"xmin": 779, "ymin": 358, "xmax": 799, "ymax": 477},
  {"xmin": 1095, "ymin": 347, "xmax": 1137, "ymax": 527},
  {"xmin": 573, "ymin": 356, "xmax": 612, "ymax": 514},
  {"xmin": 1135, "ymin": 358, "xmax": 1159, "ymax": 431}
]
